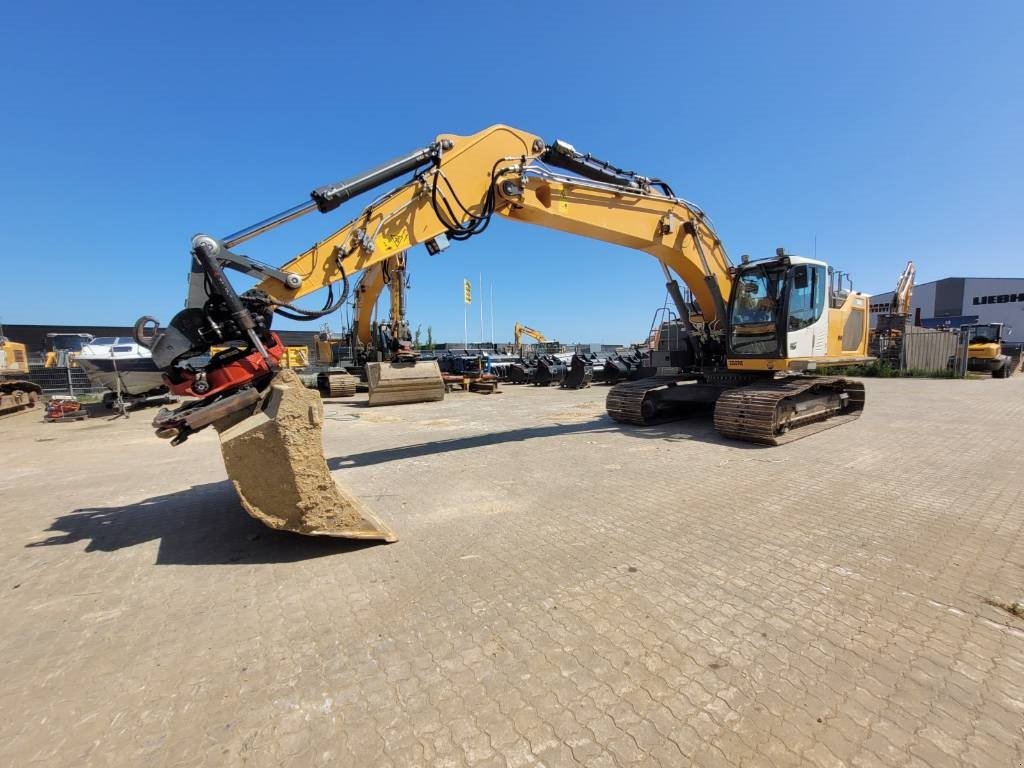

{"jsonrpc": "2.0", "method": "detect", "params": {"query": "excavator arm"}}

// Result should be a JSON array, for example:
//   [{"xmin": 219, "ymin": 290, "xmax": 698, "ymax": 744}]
[
  {"xmin": 350, "ymin": 253, "xmax": 407, "ymax": 348},
  {"xmin": 514, "ymin": 323, "xmax": 548, "ymax": 350},
  {"xmin": 891, "ymin": 260, "xmax": 916, "ymax": 316}
]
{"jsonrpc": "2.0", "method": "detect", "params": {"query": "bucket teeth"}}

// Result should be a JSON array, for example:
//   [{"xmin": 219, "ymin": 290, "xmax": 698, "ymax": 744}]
[{"xmin": 216, "ymin": 369, "xmax": 397, "ymax": 541}]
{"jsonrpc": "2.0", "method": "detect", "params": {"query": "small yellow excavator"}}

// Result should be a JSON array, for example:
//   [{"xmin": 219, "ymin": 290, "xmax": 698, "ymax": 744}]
[
  {"xmin": 138, "ymin": 125, "xmax": 873, "ymax": 541},
  {"xmin": 513, "ymin": 322, "xmax": 548, "ymax": 354}
]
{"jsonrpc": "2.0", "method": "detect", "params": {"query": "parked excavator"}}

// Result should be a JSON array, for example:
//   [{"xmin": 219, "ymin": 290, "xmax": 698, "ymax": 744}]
[
  {"xmin": 315, "ymin": 254, "xmax": 444, "ymax": 403},
  {"xmin": 513, "ymin": 322, "xmax": 548, "ymax": 354},
  {"xmin": 137, "ymin": 124, "xmax": 872, "ymax": 542},
  {"xmin": 869, "ymin": 260, "xmax": 916, "ymax": 367},
  {"xmin": 349, "ymin": 252, "xmax": 444, "ymax": 406}
]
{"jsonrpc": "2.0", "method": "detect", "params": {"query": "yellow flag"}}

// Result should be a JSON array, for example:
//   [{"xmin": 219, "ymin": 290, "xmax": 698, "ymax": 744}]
[{"xmin": 463, "ymin": 279, "xmax": 472, "ymax": 304}]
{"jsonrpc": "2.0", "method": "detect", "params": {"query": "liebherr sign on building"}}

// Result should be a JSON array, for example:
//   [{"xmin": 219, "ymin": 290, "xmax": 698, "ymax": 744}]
[
  {"xmin": 972, "ymin": 292, "xmax": 1024, "ymax": 306},
  {"xmin": 869, "ymin": 276, "xmax": 1024, "ymax": 329}
]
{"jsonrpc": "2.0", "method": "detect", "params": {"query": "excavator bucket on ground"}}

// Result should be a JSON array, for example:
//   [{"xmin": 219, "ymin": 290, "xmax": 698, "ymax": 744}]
[
  {"xmin": 216, "ymin": 369, "xmax": 397, "ymax": 541},
  {"xmin": 533, "ymin": 356, "xmax": 567, "ymax": 386},
  {"xmin": 507, "ymin": 361, "xmax": 535, "ymax": 384},
  {"xmin": 366, "ymin": 360, "xmax": 444, "ymax": 407},
  {"xmin": 562, "ymin": 354, "xmax": 594, "ymax": 389}
]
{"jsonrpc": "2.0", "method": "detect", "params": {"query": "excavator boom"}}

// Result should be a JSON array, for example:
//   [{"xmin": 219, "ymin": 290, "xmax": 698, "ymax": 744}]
[
  {"xmin": 892, "ymin": 261, "xmax": 916, "ymax": 315},
  {"xmin": 514, "ymin": 322, "xmax": 548, "ymax": 351},
  {"xmin": 255, "ymin": 126, "xmax": 732, "ymax": 330}
]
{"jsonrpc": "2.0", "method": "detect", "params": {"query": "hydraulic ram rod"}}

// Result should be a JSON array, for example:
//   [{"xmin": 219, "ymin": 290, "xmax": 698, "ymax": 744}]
[{"xmin": 222, "ymin": 142, "xmax": 440, "ymax": 249}]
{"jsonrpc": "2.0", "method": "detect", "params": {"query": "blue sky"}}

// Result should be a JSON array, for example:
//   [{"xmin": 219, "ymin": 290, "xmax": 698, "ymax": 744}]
[{"xmin": 1, "ymin": 1, "xmax": 1020, "ymax": 344}]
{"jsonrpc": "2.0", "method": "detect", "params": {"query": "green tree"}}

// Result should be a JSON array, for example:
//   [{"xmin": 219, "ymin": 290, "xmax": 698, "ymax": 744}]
[
  {"xmin": 413, "ymin": 325, "xmax": 422, "ymax": 349},
  {"xmin": 426, "ymin": 325, "xmax": 434, "ymax": 350}
]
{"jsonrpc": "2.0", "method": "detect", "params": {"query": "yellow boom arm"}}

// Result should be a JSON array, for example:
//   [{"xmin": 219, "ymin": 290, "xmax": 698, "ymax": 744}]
[
  {"xmin": 256, "ymin": 125, "xmax": 733, "ymax": 328},
  {"xmin": 514, "ymin": 323, "xmax": 548, "ymax": 349},
  {"xmin": 891, "ymin": 260, "xmax": 916, "ymax": 315},
  {"xmin": 350, "ymin": 253, "xmax": 407, "ymax": 347}
]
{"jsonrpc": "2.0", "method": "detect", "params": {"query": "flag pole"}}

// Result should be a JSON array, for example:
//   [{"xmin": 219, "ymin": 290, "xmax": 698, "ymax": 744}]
[{"xmin": 478, "ymin": 272, "xmax": 484, "ymax": 345}]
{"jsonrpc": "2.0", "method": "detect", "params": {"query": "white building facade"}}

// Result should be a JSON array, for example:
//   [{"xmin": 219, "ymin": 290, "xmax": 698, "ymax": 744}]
[{"xmin": 869, "ymin": 277, "xmax": 1024, "ymax": 330}]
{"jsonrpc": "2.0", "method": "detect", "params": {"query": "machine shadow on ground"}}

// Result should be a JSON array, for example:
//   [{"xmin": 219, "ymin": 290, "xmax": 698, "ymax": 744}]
[
  {"xmin": 328, "ymin": 409, "xmax": 762, "ymax": 469},
  {"xmin": 28, "ymin": 411, "xmax": 759, "ymax": 565},
  {"xmin": 27, "ymin": 480, "xmax": 381, "ymax": 566}
]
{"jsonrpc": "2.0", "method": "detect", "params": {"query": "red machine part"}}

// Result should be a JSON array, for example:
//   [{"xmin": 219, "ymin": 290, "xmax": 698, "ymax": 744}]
[
  {"xmin": 45, "ymin": 398, "xmax": 80, "ymax": 419},
  {"xmin": 166, "ymin": 333, "xmax": 285, "ymax": 398}
]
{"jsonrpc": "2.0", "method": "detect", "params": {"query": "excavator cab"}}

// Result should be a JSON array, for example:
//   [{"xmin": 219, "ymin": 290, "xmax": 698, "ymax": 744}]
[
  {"xmin": 726, "ymin": 255, "xmax": 864, "ymax": 369},
  {"xmin": 727, "ymin": 260, "xmax": 792, "ymax": 358}
]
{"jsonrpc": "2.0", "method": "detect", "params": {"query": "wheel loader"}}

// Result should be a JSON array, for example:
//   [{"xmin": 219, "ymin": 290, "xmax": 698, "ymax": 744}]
[
  {"xmin": 137, "ymin": 125, "xmax": 873, "ymax": 542},
  {"xmin": 962, "ymin": 323, "xmax": 1019, "ymax": 378}
]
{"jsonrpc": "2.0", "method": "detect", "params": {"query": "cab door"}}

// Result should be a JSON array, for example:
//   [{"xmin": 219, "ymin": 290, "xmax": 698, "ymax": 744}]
[{"xmin": 785, "ymin": 265, "xmax": 828, "ymax": 358}]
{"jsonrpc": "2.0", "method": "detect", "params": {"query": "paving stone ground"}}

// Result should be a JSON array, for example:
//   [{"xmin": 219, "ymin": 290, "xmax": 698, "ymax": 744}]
[{"xmin": 1, "ymin": 376, "xmax": 1022, "ymax": 767}]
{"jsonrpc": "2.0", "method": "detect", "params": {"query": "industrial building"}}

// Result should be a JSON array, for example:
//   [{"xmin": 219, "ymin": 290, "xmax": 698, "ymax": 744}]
[{"xmin": 869, "ymin": 276, "xmax": 1024, "ymax": 330}]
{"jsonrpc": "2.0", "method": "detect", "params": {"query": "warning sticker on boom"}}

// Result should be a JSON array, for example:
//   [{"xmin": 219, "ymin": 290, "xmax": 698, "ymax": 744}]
[{"xmin": 377, "ymin": 228, "xmax": 411, "ymax": 253}]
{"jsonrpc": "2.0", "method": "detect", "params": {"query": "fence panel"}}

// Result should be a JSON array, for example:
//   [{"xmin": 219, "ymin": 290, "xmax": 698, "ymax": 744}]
[
  {"xmin": 25, "ymin": 366, "xmax": 107, "ymax": 397},
  {"xmin": 902, "ymin": 328, "xmax": 960, "ymax": 371}
]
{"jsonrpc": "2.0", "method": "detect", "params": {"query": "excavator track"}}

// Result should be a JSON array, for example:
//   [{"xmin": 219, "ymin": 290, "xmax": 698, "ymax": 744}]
[
  {"xmin": 321, "ymin": 372, "xmax": 358, "ymax": 398},
  {"xmin": 713, "ymin": 376, "xmax": 865, "ymax": 445},
  {"xmin": 605, "ymin": 375, "xmax": 693, "ymax": 425}
]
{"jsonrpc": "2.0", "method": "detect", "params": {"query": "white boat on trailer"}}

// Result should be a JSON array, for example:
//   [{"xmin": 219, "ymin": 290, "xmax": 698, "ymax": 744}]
[{"xmin": 76, "ymin": 337, "xmax": 169, "ymax": 408}]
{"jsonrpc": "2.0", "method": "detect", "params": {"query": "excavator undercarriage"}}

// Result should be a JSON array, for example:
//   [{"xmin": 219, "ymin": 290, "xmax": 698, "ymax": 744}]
[{"xmin": 606, "ymin": 373, "xmax": 865, "ymax": 444}]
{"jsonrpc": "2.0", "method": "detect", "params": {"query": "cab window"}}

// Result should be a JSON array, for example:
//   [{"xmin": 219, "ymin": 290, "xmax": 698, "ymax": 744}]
[
  {"xmin": 787, "ymin": 265, "xmax": 825, "ymax": 331},
  {"xmin": 728, "ymin": 266, "xmax": 786, "ymax": 356}
]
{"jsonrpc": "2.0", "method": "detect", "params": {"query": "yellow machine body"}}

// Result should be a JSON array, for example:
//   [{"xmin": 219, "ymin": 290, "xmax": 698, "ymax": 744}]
[
  {"xmin": 0, "ymin": 339, "xmax": 30, "ymax": 374},
  {"xmin": 0, "ymin": 337, "xmax": 41, "ymax": 415}
]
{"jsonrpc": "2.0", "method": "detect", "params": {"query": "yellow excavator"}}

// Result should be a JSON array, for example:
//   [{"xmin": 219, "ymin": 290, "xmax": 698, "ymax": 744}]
[
  {"xmin": 870, "ymin": 260, "xmax": 916, "ymax": 366},
  {"xmin": 348, "ymin": 252, "xmax": 444, "ymax": 406},
  {"xmin": 513, "ymin": 322, "xmax": 548, "ymax": 354},
  {"xmin": 137, "ymin": 124, "xmax": 872, "ymax": 541},
  {"xmin": 312, "ymin": 253, "xmax": 445, "ymax": 402}
]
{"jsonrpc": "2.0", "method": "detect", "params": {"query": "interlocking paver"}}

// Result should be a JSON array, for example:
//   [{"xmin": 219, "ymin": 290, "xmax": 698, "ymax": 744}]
[{"xmin": 1, "ymin": 376, "xmax": 1023, "ymax": 766}]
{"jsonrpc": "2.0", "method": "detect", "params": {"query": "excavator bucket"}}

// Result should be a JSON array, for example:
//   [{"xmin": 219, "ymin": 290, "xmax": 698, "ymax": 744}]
[
  {"xmin": 215, "ymin": 369, "xmax": 397, "ymax": 541},
  {"xmin": 366, "ymin": 360, "xmax": 445, "ymax": 407},
  {"xmin": 562, "ymin": 354, "xmax": 594, "ymax": 389}
]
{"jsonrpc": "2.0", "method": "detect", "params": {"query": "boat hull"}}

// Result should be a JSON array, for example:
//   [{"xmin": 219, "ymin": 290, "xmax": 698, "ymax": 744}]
[{"xmin": 77, "ymin": 357, "xmax": 167, "ymax": 396}]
